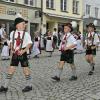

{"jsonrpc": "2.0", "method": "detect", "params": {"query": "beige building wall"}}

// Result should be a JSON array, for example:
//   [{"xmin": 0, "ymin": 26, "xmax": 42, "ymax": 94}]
[
  {"xmin": 0, "ymin": 1, "xmax": 41, "ymax": 38},
  {"xmin": 42, "ymin": 0, "xmax": 83, "ymax": 34}
]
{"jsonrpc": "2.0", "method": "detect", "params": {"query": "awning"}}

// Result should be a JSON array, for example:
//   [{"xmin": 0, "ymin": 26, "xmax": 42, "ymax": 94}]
[{"xmin": 44, "ymin": 13, "xmax": 82, "ymax": 21}]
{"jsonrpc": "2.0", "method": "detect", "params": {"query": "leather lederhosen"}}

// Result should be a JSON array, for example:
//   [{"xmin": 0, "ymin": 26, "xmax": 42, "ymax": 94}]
[{"xmin": 86, "ymin": 33, "xmax": 96, "ymax": 55}]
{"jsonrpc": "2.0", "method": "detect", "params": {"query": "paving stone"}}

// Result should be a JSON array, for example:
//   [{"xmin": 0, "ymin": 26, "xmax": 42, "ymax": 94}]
[{"xmin": 0, "ymin": 50, "xmax": 100, "ymax": 100}]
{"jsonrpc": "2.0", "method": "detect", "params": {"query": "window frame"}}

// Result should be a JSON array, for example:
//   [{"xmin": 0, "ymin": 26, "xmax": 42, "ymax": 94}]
[
  {"xmin": 60, "ymin": 0, "xmax": 68, "ymax": 12},
  {"xmin": 24, "ymin": 0, "xmax": 34, "ymax": 6},
  {"xmin": 46, "ymin": 0, "xmax": 55, "ymax": 10},
  {"xmin": 4, "ymin": 0, "xmax": 16, "ymax": 2},
  {"xmin": 86, "ymin": 4, "xmax": 91, "ymax": 15},
  {"xmin": 95, "ymin": 7, "xmax": 99, "ymax": 18},
  {"xmin": 73, "ymin": 0, "xmax": 79, "ymax": 14}
]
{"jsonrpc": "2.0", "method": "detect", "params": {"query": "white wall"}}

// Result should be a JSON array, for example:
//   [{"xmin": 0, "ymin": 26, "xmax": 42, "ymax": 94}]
[
  {"xmin": 84, "ymin": 0, "xmax": 100, "ymax": 18},
  {"xmin": 17, "ymin": 0, "xmax": 41, "ymax": 8}
]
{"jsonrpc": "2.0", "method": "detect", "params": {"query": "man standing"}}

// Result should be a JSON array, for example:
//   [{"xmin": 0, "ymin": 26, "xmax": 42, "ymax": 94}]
[
  {"xmin": 51, "ymin": 23, "xmax": 77, "ymax": 81},
  {"xmin": 85, "ymin": 23, "xmax": 99, "ymax": 75},
  {"xmin": 53, "ymin": 28, "xmax": 58, "ymax": 49}
]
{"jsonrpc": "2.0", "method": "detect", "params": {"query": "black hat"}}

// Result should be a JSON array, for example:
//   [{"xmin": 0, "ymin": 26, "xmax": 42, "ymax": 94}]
[
  {"xmin": 64, "ymin": 23, "xmax": 73, "ymax": 32},
  {"xmin": 86, "ymin": 23, "xmax": 96, "ymax": 30},
  {"xmin": 14, "ymin": 17, "xmax": 27, "ymax": 27}
]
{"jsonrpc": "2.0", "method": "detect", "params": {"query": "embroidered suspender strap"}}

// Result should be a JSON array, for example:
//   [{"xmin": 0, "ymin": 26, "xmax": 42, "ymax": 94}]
[
  {"xmin": 60, "ymin": 34, "xmax": 71, "ymax": 51},
  {"xmin": 97, "ymin": 33, "xmax": 100, "ymax": 41},
  {"xmin": 92, "ymin": 33, "xmax": 95, "ymax": 46},
  {"xmin": 86, "ymin": 33, "xmax": 89, "ymax": 46},
  {"xmin": 12, "ymin": 31, "xmax": 16, "ymax": 51},
  {"xmin": 12, "ymin": 31, "xmax": 25, "ymax": 50},
  {"xmin": 20, "ymin": 31, "xmax": 25, "ymax": 49},
  {"xmin": 86, "ymin": 33, "xmax": 91, "ymax": 50}
]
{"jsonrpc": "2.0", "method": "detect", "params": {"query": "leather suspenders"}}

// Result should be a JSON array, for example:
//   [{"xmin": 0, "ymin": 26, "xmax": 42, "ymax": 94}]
[{"xmin": 12, "ymin": 31, "xmax": 25, "ymax": 51}]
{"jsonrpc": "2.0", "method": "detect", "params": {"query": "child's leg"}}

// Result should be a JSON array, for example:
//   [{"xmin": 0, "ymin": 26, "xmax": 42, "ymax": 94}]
[
  {"xmin": 0, "ymin": 66, "xmax": 16, "ymax": 93},
  {"xmin": 69, "ymin": 63, "xmax": 77, "ymax": 81},
  {"xmin": 23, "ymin": 67, "xmax": 32, "ymax": 87},
  {"xmin": 86, "ymin": 54, "xmax": 95, "ymax": 75},
  {"xmin": 22, "ymin": 67, "xmax": 32, "ymax": 92},
  {"xmin": 56, "ymin": 61, "xmax": 64, "ymax": 77},
  {"xmin": 4, "ymin": 66, "xmax": 16, "ymax": 88},
  {"xmin": 70, "ymin": 64, "xmax": 77, "ymax": 77},
  {"xmin": 20, "ymin": 52, "xmax": 32, "ymax": 92},
  {"xmin": 51, "ymin": 61, "xmax": 65, "ymax": 81}
]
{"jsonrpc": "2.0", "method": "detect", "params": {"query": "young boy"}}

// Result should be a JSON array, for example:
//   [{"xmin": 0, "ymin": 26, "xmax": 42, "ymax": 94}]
[
  {"xmin": 0, "ymin": 17, "xmax": 32, "ymax": 93},
  {"xmin": 51, "ymin": 23, "xmax": 77, "ymax": 81},
  {"xmin": 85, "ymin": 23, "xmax": 99, "ymax": 75}
]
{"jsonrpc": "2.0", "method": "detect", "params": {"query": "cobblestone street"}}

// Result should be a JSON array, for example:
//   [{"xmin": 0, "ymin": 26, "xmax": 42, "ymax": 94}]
[{"xmin": 0, "ymin": 50, "xmax": 100, "ymax": 100}]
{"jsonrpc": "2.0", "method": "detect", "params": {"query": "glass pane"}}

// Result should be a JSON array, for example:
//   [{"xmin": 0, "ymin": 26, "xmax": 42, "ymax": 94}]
[
  {"xmin": 51, "ymin": 0, "xmax": 54, "ymax": 8},
  {"xmin": 30, "ymin": 0, "xmax": 33, "ymax": 5},
  {"xmin": 76, "ymin": 1, "xmax": 79, "ymax": 13},
  {"xmin": 10, "ymin": 0, "xmax": 14, "ymax": 2},
  {"xmin": 60, "ymin": 0, "xmax": 63, "ymax": 10},
  {"xmin": 73, "ymin": 0, "xmax": 76, "ymax": 13},
  {"xmin": 46, "ymin": 0, "xmax": 49, "ymax": 8},
  {"xmin": 64, "ymin": 0, "xmax": 67, "ymax": 11},
  {"xmin": 24, "ymin": 0, "xmax": 28, "ymax": 4}
]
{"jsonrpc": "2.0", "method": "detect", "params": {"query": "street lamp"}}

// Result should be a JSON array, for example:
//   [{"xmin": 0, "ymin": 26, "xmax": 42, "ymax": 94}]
[
  {"xmin": 71, "ymin": 21, "xmax": 77, "ymax": 28},
  {"xmin": 15, "ymin": 13, "xmax": 23, "ymax": 18},
  {"xmin": 93, "ymin": 20, "xmax": 98, "ymax": 26}
]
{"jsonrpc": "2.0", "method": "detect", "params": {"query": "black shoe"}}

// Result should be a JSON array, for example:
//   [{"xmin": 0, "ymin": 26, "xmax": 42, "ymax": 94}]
[
  {"xmin": 88, "ymin": 71, "xmax": 94, "ymax": 75},
  {"xmin": 34, "ymin": 55, "xmax": 39, "ymax": 58},
  {"xmin": 0, "ymin": 86, "xmax": 8, "ymax": 93},
  {"xmin": 22, "ymin": 86, "xmax": 32, "ymax": 92},
  {"xmin": 69, "ymin": 76, "xmax": 77, "ymax": 81},
  {"xmin": 51, "ymin": 76, "xmax": 60, "ymax": 81}
]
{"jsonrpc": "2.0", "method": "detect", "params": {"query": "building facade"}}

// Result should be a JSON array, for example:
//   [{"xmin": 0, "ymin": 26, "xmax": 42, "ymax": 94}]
[
  {"xmin": 41, "ymin": 0, "xmax": 83, "ymax": 35},
  {"xmin": 83, "ymin": 0, "xmax": 100, "ymax": 32},
  {"xmin": 0, "ymin": 0, "xmax": 41, "ymax": 39}
]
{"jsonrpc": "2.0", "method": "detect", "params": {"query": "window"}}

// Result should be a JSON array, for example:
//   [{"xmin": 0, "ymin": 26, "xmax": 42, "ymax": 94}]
[
  {"xmin": 24, "ymin": 0, "xmax": 28, "ymax": 4},
  {"xmin": 95, "ymin": 7, "xmax": 99, "ymax": 18},
  {"xmin": 86, "ymin": 4, "xmax": 91, "ymax": 15},
  {"xmin": 46, "ymin": 0, "xmax": 54, "ymax": 9},
  {"xmin": 4, "ymin": 0, "xmax": 15, "ymax": 2},
  {"xmin": 35, "ymin": 10, "xmax": 41, "ymax": 18},
  {"xmin": 24, "ymin": 0, "xmax": 33, "ymax": 6},
  {"xmin": 61, "ymin": 0, "xmax": 67, "ymax": 11},
  {"xmin": 51, "ymin": 0, "xmax": 54, "ymax": 9},
  {"xmin": 10, "ymin": 0, "xmax": 14, "ymax": 2},
  {"xmin": 73, "ymin": 0, "xmax": 79, "ymax": 14}
]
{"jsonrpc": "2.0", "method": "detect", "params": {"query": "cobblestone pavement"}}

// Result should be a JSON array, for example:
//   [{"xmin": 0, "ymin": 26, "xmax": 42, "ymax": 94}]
[{"xmin": 0, "ymin": 50, "xmax": 100, "ymax": 100}]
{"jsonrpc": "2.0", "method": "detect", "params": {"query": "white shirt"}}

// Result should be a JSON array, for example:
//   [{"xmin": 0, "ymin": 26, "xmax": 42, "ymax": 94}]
[
  {"xmin": 85, "ymin": 32, "xmax": 99, "ymax": 46},
  {"xmin": 0, "ymin": 28, "xmax": 4, "ymax": 38},
  {"xmin": 53, "ymin": 31, "xmax": 58, "ymax": 37},
  {"xmin": 10, "ymin": 30, "xmax": 32, "ymax": 49},
  {"xmin": 62, "ymin": 32, "xmax": 77, "ymax": 50}
]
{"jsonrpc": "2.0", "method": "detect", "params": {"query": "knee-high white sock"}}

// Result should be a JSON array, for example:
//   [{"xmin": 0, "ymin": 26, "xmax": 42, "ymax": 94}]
[
  {"xmin": 71, "ymin": 68, "xmax": 77, "ymax": 77},
  {"xmin": 89, "ymin": 63, "xmax": 95, "ymax": 71},
  {"xmin": 4, "ymin": 74, "xmax": 13, "ymax": 88},
  {"xmin": 25, "ymin": 75, "xmax": 32, "ymax": 87},
  {"xmin": 56, "ymin": 68, "xmax": 63, "ymax": 78}
]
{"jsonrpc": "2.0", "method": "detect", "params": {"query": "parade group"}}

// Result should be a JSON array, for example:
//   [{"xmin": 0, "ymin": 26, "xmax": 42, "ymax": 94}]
[{"xmin": 0, "ymin": 17, "xmax": 100, "ymax": 93}]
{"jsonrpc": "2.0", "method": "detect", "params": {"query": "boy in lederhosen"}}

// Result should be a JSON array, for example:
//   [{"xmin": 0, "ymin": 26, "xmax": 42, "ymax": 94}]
[
  {"xmin": 51, "ymin": 23, "xmax": 77, "ymax": 81},
  {"xmin": 0, "ymin": 17, "xmax": 33, "ymax": 93},
  {"xmin": 85, "ymin": 23, "xmax": 99, "ymax": 75}
]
